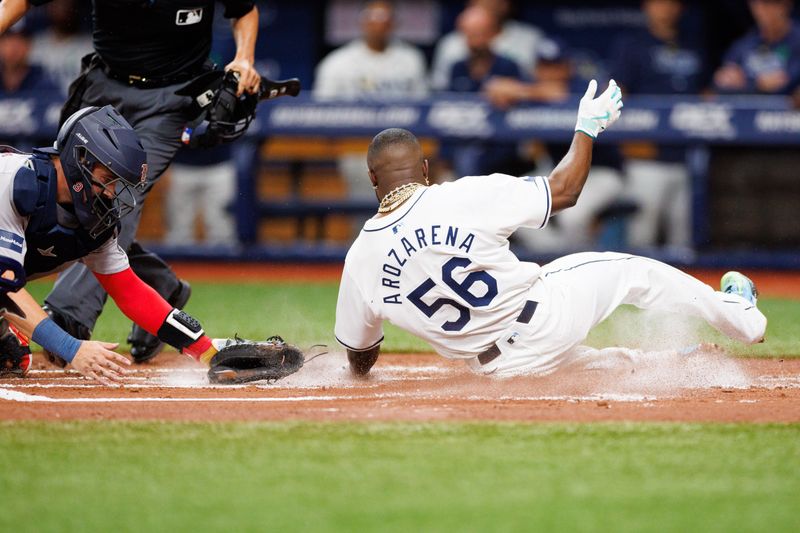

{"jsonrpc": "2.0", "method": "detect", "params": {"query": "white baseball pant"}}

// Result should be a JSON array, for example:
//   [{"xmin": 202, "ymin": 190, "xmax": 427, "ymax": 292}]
[{"xmin": 469, "ymin": 252, "xmax": 767, "ymax": 376}]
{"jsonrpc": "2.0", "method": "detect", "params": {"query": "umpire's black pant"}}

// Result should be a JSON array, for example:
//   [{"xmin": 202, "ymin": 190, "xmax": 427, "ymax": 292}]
[{"xmin": 45, "ymin": 65, "xmax": 193, "ymax": 330}]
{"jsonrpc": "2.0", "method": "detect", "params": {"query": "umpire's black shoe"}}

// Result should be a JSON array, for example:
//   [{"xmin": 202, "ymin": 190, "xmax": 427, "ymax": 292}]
[
  {"xmin": 128, "ymin": 279, "xmax": 192, "ymax": 364},
  {"xmin": 40, "ymin": 305, "xmax": 92, "ymax": 368}
]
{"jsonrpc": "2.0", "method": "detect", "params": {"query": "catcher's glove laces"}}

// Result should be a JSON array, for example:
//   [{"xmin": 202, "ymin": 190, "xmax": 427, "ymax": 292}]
[{"xmin": 304, "ymin": 344, "xmax": 329, "ymax": 364}]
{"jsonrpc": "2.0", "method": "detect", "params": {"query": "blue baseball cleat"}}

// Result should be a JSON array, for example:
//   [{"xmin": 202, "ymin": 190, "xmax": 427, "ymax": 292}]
[{"xmin": 721, "ymin": 271, "xmax": 758, "ymax": 305}]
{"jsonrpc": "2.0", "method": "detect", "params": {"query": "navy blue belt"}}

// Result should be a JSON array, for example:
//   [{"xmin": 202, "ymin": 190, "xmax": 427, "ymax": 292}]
[{"xmin": 477, "ymin": 300, "xmax": 538, "ymax": 365}]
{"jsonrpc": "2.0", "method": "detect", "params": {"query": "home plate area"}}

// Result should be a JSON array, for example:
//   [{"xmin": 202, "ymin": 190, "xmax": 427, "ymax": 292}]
[{"xmin": 1, "ymin": 351, "xmax": 799, "ymax": 423}]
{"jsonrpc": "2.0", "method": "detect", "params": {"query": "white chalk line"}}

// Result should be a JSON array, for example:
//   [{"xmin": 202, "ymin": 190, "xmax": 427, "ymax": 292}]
[
  {"xmin": 0, "ymin": 388, "xmax": 349, "ymax": 403},
  {"xmin": 0, "ymin": 387, "xmax": 667, "ymax": 404}
]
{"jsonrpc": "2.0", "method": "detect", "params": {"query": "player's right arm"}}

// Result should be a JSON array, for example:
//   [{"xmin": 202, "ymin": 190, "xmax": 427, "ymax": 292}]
[
  {"xmin": 548, "ymin": 79, "xmax": 623, "ymax": 213},
  {"xmin": 0, "ymin": 0, "xmax": 34, "ymax": 34},
  {"xmin": 334, "ymin": 262, "xmax": 384, "ymax": 376}
]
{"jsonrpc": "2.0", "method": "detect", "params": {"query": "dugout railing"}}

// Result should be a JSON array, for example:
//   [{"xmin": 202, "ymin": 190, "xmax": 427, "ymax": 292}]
[{"xmin": 3, "ymin": 92, "xmax": 800, "ymax": 268}]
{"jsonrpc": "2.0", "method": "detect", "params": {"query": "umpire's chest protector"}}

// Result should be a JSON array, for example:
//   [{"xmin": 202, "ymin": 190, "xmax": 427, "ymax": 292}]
[{"xmin": 14, "ymin": 155, "xmax": 115, "ymax": 276}]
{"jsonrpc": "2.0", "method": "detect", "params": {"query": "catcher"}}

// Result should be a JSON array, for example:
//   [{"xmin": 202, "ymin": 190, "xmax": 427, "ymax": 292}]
[{"xmin": 0, "ymin": 105, "xmax": 302, "ymax": 385}]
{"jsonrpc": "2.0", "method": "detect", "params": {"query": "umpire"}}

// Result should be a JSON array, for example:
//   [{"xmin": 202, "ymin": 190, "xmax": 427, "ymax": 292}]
[{"xmin": 0, "ymin": 0, "xmax": 261, "ymax": 363}]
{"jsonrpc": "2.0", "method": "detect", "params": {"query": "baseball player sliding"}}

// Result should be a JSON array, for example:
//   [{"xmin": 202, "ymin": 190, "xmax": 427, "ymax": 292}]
[{"xmin": 335, "ymin": 80, "xmax": 767, "ymax": 377}]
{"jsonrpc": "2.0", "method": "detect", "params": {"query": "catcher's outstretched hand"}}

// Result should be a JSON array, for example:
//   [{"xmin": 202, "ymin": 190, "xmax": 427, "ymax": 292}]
[
  {"xmin": 70, "ymin": 341, "xmax": 130, "ymax": 386},
  {"xmin": 208, "ymin": 336, "xmax": 304, "ymax": 384}
]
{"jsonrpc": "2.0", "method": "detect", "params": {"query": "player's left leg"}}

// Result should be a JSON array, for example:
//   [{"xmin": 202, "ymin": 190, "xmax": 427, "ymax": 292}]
[
  {"xmin": 542, "ymin": 252, "xmax": 766, "ymax": 345},
  {"xmin": 474, "ymin": 252, "xmax": 766, "ymax": 377}
]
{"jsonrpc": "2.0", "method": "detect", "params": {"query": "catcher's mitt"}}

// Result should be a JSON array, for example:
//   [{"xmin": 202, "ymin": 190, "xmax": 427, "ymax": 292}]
[
  {"xmin": 208, "ymin": 335, "xmax": 304, "ymax": 384},
  {"xmin": 0, "ymin": 320, "xmax": 32, "ymax": 377}
]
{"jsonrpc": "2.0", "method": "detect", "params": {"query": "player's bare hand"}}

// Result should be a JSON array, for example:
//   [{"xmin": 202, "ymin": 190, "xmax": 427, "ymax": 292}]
[
  {"xmin": 714, "ymin": 64, "xmax": 746, "ymax": 90},
  {"xmin": 70, "ymin": 341, "xmax": 130, "ymax": 386},
  {"xmin": 483, "ymin": 77, "xmax": 525, "ymax": 109},
  {"xmin": 756, "ymin": 70, "xmax": 789, "ymax": 93},
  {"xmin": 224, "ymin": 58, "xmax": 260, "ymax": 96}
]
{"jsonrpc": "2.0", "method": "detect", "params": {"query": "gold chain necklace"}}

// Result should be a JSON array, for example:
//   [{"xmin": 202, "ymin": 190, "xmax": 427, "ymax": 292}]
[{"xmin": 378, "ymin": 182, "xmax": 426, "ymax": 213}]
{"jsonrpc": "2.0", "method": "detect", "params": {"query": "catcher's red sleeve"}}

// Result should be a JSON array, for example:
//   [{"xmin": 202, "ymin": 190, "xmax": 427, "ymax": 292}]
[{"xmin": 94, "ymin": 267, "xmax": 171, "ymax": 336}]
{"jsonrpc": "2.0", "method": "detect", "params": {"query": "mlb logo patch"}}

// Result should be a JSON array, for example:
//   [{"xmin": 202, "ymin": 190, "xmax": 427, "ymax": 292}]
[{"xmin": 176, "ymin": 8, "xmax": 203, "ymax": 26}]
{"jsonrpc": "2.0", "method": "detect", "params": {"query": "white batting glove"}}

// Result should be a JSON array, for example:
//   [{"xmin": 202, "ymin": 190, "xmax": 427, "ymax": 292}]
[{"xmin": 574, "ymin": 79, "xmax": 623, "ymax": 139}]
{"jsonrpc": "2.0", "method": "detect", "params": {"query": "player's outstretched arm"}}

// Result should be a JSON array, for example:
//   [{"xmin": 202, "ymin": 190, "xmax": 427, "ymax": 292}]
[
  {"xmin": 548, "ymin": 79, "xmax": 623, "ymax": 214},
  {"xmin": 347, "ymin": 346, "xmax": 380, "ymax": 377},
  {"xmin": 0, "ymin": 0, "xmax": 30, "ymax": 34}
]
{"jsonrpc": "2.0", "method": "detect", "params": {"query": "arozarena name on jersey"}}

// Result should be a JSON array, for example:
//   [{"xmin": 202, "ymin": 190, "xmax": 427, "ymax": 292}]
[{"xmin": 381, "ymin": 224, "xmax": 475, "ymax": 305}]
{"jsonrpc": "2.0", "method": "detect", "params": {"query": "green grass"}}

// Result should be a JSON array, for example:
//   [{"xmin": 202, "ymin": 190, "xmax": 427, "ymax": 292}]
[
  {"xmin": 0, "ymin": 422, "xmax": 798, "ymax": 532},
  {"xmin": 25, "ymin": 280, "xmax": 800, "ymax": 356},
  {"xmin": 10, "ymin": 281, "xmax": 800, "ymax": 531}
]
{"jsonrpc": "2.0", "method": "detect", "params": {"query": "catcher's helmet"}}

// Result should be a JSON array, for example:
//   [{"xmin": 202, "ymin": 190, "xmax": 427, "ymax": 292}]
[{"xmin": 41, "ymin": 105, "xmax": 147, "ymax": 237}]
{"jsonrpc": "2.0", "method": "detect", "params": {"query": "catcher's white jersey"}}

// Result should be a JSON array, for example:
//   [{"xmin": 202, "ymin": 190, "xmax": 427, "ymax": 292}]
[
  {"xmin": 335, "ymin": 173, "xmax": 551, "ymax": 359},
  {"xmin": 0, "ymin": 152, "xmax": 129, "ymax": 280}
]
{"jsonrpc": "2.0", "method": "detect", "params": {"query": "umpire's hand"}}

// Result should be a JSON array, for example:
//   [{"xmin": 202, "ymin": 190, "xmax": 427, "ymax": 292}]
[
  {"xmin": 224, "ymin": 58, "xmax": 261, "ymax": 97},
  {"xmin": 70, "ymin": 341, "xmax": 130, "ymax": 386}
]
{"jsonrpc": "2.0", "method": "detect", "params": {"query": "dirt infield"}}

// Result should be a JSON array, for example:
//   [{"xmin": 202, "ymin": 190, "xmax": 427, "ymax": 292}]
[
  {"xmin": 2, "ymin": 263, "xmax": 797, "ymax": 423},
  {"xmin": 1, "ymin": 351, "xmax": 799, "ymax": 423}
]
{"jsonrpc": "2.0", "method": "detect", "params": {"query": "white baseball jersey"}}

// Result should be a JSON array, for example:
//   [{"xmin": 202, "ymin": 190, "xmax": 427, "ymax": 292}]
[
  {"xmin": 313, "ymin": 39, "xmax": 429, "ymax": 100},
  {"xmin": 335, "ymin": 173, "xmax": 551, "ymax": 359},
  {"xmin": 0, "ymin": 152, "xmax": 129, "ymax": 280}
]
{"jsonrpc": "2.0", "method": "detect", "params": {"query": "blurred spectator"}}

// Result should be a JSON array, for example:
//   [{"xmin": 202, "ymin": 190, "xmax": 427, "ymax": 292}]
[
  {"xmin": 611, "ymin": 0, "xmax": 705, "ymax": 249},
  {"xmin": 314, "ymin": 0, "xmax": 428, "ymax": 100},
  {"xmin": 28, "ymin": 0, "xmax": 91, "ymax": 97},
  {"xmin": 713, "ymin": 0, "xmax": 800, "ymax": 98},
  {"xmin": 165, "ymin": 144, "xmax": 237, "ymax": 247},
  {"xmin": 0, "ymin": 20, "xmax": 57, "ymax": 95},
  {"xmin": 448, "ymin": 5, "xmax": 523, "ymax": 92},
  {"xmin": 431, "ymin": 0, "xmax": 545, "ymax": 91},
  {"xmin": 313, "ymin": 0, "xmax": 428, "ymax": 217},
  {"xmin": 0, "ymin": 20, "xmax": 60, "ymax": 149},
  {"xmin": 437, "ymin": 4, "xmax": 528, "ymax": 179}
]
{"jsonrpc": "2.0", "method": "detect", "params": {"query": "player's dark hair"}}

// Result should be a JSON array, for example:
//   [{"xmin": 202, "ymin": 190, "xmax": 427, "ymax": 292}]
[{"xmin": 367, "ymin": 128, "xmax": 420, "ymax": 167}]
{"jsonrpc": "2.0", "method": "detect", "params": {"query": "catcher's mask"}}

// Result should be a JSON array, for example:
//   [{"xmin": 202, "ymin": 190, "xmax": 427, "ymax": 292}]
[
  {"xmin": 183, "ymin": 71, "xmax": 258, "ymax": 148},
  {"xmin": 39, "ymin": 105, "xmax": 147, "ymax": 238}
]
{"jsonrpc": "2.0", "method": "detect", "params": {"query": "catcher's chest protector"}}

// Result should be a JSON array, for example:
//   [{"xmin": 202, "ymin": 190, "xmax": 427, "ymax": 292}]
[{"xmin": 13, "ymin": 155, "xmax": 115, "ymax": 276}]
